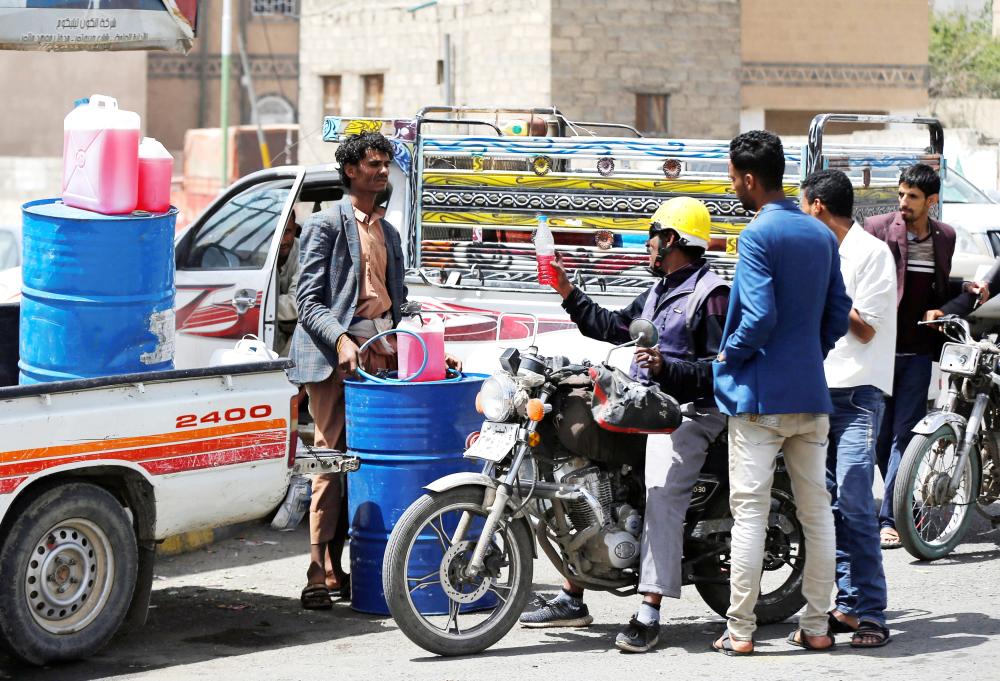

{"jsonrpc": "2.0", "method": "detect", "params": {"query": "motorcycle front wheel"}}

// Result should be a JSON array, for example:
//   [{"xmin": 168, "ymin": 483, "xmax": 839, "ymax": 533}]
[
  {"xmin": 893, "ymin": 424, "xmax": 981, "ymax": 560},
  {"xmin": 382, "ymin": 486, "xmax": 533, "ymax": 657}
]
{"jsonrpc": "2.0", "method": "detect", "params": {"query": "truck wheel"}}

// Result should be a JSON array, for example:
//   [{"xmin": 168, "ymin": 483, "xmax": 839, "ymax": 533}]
[{"xmin": 0, "ymin": 482, "xmax": 138, "ymax": 665}]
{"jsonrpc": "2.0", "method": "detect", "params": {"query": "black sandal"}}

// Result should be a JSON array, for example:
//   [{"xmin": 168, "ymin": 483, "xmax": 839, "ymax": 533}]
[
  {"xmin": 828, "ymin": 611, "xmax": 857, "ymax": 634},
  {"xmin": 787, "ymin": 629, "xmax": 835, "ymax": 650},
  {"xmin": 851, "ymin": 621, "xmax": 891, "ymax": 648},
  {"xmin": 712, "ymin": 631, "xmax": 754, "ymax": 656},
  {"xmin": 301, "ymin": 583, "xmax": 332, "ymax": 610},
  {"xmin": 337, "ymin": 573, "xmax": 351, "ymax": 600}
]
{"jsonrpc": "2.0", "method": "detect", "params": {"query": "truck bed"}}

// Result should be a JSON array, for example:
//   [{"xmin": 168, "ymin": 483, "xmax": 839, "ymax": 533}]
[{"xmin": 0, "ymin": 360, "xmax": 298, "ymax": 538}]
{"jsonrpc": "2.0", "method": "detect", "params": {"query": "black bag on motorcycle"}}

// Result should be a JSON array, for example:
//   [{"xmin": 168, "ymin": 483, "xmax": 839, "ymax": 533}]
[
  {"xmin": 545, "ymin": 373, "xmax": 647, "ymax": 467},
  {"xmin": 588, "ymin": 364, "xmax": 682, "ymax": 434}
]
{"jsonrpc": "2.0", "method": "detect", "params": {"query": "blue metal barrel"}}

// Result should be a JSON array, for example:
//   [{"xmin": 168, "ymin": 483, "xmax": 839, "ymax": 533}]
[
  {"xmin": 19, "ymin": 199, "xmax": 176, "ymax": 384},
  {"xmin": 345, "ymin": 372, "xmax": 492, "ymax": 615}
]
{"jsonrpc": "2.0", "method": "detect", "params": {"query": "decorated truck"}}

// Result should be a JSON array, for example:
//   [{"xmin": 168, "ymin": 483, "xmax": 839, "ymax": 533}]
[{"xmin": 165, "ymin": 108, "xmax": 960, "ymax": 369}]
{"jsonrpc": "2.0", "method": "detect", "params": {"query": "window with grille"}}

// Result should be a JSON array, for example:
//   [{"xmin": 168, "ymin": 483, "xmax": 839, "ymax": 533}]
[
  {"xmin": 636, "ymin": 94, "xmax": 669, "ymax": 136},
  {"xmin": 363, "ymin": 74, "xmax": 384, "ymax": 118},
  {"xmin": 251, "ymin": 0, "xmax": 296, "ymax": 17},
  {"xmin": 322, "ymin": 75, "xmax": 341, "ymax": 117}
]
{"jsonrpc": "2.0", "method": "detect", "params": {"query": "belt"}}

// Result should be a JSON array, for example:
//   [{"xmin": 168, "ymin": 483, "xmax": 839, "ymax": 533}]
[{"xmin": 347, "ymin": 313, "xmax": 393, "ymax": 353}]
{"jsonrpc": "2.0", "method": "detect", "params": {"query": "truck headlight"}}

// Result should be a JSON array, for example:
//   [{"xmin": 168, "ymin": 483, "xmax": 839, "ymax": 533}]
[{"xmin": 478, "ymin": 374, "xmax": 517, "ymax": 422}]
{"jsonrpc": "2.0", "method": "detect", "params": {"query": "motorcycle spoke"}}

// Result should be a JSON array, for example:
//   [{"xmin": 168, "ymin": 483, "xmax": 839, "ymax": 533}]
[
  {"xmin": 486, "ymin": 582, "xmax": 511, "ymax": 605},
  {"xmin": 428, "ymin": 515, "xmax": 453, "ymax": 553},
  {"xmin": 445, "ymin": 599, "xmax": 462, "ymax": 635},
  {"xmin": 407, "ymin": 570, "xmax": 440, "ymax": 594}
]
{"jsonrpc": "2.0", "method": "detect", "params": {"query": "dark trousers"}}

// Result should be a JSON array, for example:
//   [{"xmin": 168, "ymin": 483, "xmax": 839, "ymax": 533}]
[{"xmin": 876, "ymin": 353, "xmax": 933, "ymax": 529}]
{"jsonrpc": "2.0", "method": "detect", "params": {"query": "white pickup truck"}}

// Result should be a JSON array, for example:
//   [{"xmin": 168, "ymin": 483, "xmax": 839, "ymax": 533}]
[{"xmin": 0, "ymin": 360, "xmax": 355, "ymax": 665}]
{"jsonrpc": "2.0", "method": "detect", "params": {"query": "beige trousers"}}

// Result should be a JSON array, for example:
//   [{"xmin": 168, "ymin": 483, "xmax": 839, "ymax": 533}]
[{"xmin": 726, "ymin": 413, "xmax": 835, "ymax": 641}]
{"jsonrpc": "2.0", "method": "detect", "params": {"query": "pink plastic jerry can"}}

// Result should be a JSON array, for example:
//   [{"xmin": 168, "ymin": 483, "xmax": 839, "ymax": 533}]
[
  {"xmin": 62, "ymin": 94, "xmax": 141, "ymax": 215},
  {"xmin": 137, "ymin": 137, "xmax": 174, "ymax": 213},
  {"xmin": 397, "ymin": 314, "xmax": 446, "ymax": 382}
]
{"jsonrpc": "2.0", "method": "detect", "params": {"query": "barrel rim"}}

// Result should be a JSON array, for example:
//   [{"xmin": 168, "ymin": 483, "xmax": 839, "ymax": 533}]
[
  {"xmin": 344, "ymin": 371, "xmax": 488, "ymax": 388},
  {"xmin": 22, "ymin": 197, "xmax": 179, "ymax": 221}
]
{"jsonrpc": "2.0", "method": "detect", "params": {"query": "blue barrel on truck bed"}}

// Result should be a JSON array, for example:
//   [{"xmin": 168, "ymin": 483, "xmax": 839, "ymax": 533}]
[{"xmin": 19, "ymin": 199, "xmax": 175, "ymax": 384}]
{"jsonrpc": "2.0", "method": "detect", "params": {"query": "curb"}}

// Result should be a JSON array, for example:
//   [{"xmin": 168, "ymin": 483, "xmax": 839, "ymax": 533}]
[{"xmin": 156, "ymin": 520, "xmax": 262, "ymax": 557}]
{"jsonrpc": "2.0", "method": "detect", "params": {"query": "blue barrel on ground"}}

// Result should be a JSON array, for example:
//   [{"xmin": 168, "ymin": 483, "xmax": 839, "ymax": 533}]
[
  {"xmin": 19, "ymin": 199, "xmax": 176, "ymax": 384},
  {"xmin": 345, "ymin": 372, "xmax": 492, "ymax": 615}
]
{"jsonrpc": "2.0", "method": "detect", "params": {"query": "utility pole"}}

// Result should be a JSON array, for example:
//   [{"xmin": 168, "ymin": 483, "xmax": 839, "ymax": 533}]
[
  {"xmin": 220, "ymin": 0, "xmax": 232, "ymax": 188},
  {"xmin": 238, "ymin": 31, "xmax": 271, "ymax": 169}
]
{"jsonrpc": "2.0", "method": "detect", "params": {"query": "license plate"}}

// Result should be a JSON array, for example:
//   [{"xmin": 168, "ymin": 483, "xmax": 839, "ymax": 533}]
[{"xmin": 464, "ymin": 422, "xmax": 518, "ymax": 462}]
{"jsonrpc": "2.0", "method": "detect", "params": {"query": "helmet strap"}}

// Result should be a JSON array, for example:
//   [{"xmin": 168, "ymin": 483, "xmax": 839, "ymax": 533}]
[{"xmin": 647, "ymin": 229, "xmax": 686, "ymax": 277}]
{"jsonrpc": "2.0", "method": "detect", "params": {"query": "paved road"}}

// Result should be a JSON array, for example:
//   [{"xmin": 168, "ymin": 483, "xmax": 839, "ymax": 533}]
[{"xmin": 4, "ymin": 516, "xmax": 1000, "ymax": 681}]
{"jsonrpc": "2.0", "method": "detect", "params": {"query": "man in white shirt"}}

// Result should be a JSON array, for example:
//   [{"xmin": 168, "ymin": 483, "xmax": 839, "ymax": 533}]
[{"xmin": 800, "ymin": 169, "xmax": 896, "ymax": 649}]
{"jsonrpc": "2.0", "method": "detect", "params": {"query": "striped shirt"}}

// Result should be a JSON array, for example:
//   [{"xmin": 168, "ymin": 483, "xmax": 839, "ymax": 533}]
[
  {"xmin": 897, "ymin": 232, "xmax": 937, "ymax": 354},
  {"xmin": 907, "ymin": 234, "xmax": 935, "ymax": 275}
]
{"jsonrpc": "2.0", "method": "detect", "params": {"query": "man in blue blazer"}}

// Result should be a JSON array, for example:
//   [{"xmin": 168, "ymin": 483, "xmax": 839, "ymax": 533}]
[{"xmin": 711, "ymin": 131, "xmax": 852, "ymax": 656}]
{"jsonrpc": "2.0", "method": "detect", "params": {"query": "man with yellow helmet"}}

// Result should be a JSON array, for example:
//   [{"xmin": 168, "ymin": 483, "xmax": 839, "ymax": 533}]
[{"xmin": 518, "ymin": 196, "xmax": 730, "ymax": 653}]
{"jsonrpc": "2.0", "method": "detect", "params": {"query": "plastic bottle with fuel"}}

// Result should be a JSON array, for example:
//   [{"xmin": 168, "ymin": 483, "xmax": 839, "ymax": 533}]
[{"xmin": 534, "ymin": 214, "xmax": 556, "ymax": 286}]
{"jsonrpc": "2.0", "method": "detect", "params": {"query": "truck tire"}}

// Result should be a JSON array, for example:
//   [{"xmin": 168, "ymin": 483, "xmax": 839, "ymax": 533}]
[{"xmin": 0, "ymin": 482, "xmax": 138, "ymax": 665}]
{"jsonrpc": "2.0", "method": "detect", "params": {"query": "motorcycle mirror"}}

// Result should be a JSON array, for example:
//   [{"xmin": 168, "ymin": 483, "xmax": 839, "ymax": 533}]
[{"xmin": 628, "ymin": 318, "xmax": 658, "ymax": 348}]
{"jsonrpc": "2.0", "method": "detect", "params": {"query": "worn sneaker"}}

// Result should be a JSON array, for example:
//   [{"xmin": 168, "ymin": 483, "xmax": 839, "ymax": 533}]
[
  {"xmin": 519, "ymin": 596, "xmax": 593, "ymax": 628},
  {"xmin": 614, "ymin": 616, "xmax": 660, "ymax": 653}
]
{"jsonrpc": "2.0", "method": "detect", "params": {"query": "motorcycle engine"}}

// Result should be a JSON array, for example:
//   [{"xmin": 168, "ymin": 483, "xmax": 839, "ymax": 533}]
[{"xmin": 554, "ymin": 459, "xmax": 642, "ymax": 576}]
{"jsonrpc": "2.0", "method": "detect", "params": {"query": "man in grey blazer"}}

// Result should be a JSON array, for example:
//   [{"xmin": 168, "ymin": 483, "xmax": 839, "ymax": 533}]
[{"xmin": 288, "ymin": 132, "xmax": 460, "ymax": 608}]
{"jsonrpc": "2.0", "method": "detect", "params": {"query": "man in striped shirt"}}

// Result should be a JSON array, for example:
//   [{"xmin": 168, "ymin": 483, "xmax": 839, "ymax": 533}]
[{"xmin": 863, "ymin": 164, "xmax": 956, "ymax": 550}]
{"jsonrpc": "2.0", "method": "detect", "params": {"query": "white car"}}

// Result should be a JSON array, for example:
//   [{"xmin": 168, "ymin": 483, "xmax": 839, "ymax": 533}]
[{"xmin": 939, "ymin": 170, "xmax": 1000, "ymax": 323}]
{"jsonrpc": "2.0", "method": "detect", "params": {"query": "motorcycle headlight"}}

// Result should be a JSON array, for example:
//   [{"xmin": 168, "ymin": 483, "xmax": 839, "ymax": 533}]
[{"xmin": 478, "ymin": 374, "xmax": 517, "ymax": 422}]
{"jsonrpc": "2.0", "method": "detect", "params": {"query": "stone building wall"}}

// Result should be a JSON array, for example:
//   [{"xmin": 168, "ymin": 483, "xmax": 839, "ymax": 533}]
[
  {"xmin": 549, "ymin": 0, "xmax": 742, "ymax": 139},
  {"xmin": 298, "ymin": 0, "xmax": 551, "ymax": 166}
]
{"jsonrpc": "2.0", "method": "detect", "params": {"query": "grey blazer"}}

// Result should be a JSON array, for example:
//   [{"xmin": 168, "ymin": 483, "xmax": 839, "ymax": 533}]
[{"xmin": 287, "ymin": 196, "xmax": 408, "ymax": 385}]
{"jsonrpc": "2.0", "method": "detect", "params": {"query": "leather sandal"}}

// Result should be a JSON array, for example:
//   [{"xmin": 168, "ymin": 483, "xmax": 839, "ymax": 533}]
[
  {"xmin": 787, "ymin": 629, "xmax": 835, "ymax": 651},
  {"xmin": 712, "ymin": 631, "xmax": 753, "ymax": 656},
  {"xmin": 880, "ymin": 527, "xmax": 901, "ymax": 549},
  {"xmin": 851, "ymin": 621, "xmax": 891, "ymax": 648},
  {"xmin": 828, "ymin": 611, "xmax": 858, "ymax": 634},
  {"xmin": 301, "ymin": 583, "xmax": 332, "ymax": 610}
]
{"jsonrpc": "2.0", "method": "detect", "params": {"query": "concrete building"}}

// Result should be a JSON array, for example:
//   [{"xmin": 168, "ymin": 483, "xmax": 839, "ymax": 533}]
[
  {"xmin": 740, "ymin": 0, "xmax": 929, "ymax": 134},
  {"xmin": 298, "ymin": 0, "xmax": 742, "ymax": 165},
  {"xmin": 298, "ymin": 0, "xmax": 930, "ymax": 162}
]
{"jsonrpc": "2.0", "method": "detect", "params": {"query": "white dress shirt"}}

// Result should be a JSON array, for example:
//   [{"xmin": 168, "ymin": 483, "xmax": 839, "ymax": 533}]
[{"xmin": 824, "ymin": 223, "xmax": 897, "ymax": 395}]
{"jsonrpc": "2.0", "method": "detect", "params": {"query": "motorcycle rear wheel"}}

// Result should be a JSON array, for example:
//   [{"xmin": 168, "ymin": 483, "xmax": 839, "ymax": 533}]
[
  {"xmin": 382, "ymin": 486, "xmax": 533, "ymax": 657},
  {"xmin": 893, "ymin": 425, "xmax": 980, "ymax": 561},
  {"xmin": 694, "ymin": 474, "xmax": 806, "ymax": 625}
]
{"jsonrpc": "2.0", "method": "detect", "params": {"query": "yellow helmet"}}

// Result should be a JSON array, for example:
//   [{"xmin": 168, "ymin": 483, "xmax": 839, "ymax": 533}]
[{"xmin": 649, "ymin": 196, "xmax": 711, "ymax": 250}]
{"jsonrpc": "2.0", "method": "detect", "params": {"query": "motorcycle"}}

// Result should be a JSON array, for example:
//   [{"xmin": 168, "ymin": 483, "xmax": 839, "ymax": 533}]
[
  {"xmin": 381, "ymin": 320, "xmax": 806, "ymax": 657},
  {"xmin": 893, "ymin": 315, "xmax": 1000, "ymax": 560}
]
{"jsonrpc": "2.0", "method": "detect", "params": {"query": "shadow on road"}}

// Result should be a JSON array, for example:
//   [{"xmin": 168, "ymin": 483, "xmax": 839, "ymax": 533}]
[
  {"xmin": 406, "ymin": 608, "xmax": 1000, "ymax": 661},
  {"xmin": 1, "ymin": 586, "xmax": 389, "ymax": 681}
]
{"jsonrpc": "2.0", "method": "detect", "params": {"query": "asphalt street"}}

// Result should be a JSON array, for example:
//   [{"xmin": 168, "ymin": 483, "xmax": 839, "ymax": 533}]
[{"xmin": 4, "ymin": 514, "xmax": 1000, "ymax": 681}]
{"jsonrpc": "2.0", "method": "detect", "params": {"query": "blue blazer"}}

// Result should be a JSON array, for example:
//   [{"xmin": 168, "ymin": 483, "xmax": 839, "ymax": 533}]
[{"xmin": 713, "ymin": 200, "xmax": 851, "ymax": 416}]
